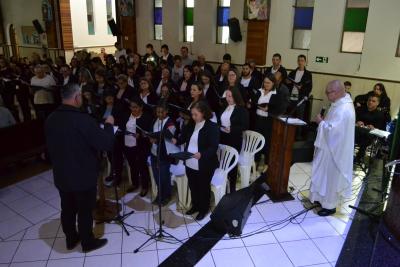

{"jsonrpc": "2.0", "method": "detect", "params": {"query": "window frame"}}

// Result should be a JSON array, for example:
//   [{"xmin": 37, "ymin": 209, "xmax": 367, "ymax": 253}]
[
  {"xmin": 291, "ymin": 0, "xmax": 314, "ymax": 50},
  {"xmin": 183, "ymin": 0, "xmax": 194, "ymax": 43},
  {"xmin": 153, "ymin": 0, "xmax": 163, "ymax": 40},
  {"xmin": 340, "ymin": 0, "xmax": 370, "ymax": 54},
  {"xmin": 86, "ymin": 0, "xmax": 95, "ymax": 35},
  {"xmin": 106, "ymin": 0, "xmax": 113, "ymax": 35},
  {"xmin": 396, "ymin": 34, "xmax": 400, "ymax": 57},
  {"xmin": 216, "ymin": 0, "xmax": 230, "ymax": 44}
]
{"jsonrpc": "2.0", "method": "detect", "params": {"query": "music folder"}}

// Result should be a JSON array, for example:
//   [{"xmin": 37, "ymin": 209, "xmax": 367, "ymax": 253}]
[{"xmin": 169, "ymin": 151, "xmax": 194, "ymax": 161}]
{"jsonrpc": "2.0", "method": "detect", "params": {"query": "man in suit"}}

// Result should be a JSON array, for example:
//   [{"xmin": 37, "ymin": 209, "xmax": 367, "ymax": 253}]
[
  {"xmin": 197, "ymin": 54, "xmax": 215, "ymax": 76},
  {"xmin": 59, "ymin": 65, "xmax": 78, "ymax": 86},
  {"xmin": 45, "ymin": 83, "xmax": 115, "ymax": 252},
  {"xmin": 264, "ymin": 53, "xmax": 287, "ymax": 81},
  {"xmin": 247, "ymin": 59, "xmax": 263, "ymax": 84},
  {"xmin": 143, "ymin": 43, "xmax": 159, "ymax": 65},
  {"xmin": 160, "ymin": 44, "xmax": 174, "ymax": 68}
]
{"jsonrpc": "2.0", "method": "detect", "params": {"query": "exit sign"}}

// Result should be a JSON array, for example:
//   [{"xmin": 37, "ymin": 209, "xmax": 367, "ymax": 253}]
[{"xmin": 316, "ymin": 56, "xmax": 328, "ymax": 63}]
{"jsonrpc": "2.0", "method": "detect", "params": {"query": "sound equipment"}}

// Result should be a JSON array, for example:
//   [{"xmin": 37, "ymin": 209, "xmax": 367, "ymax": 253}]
[
  {"xmin": 107, "ymin": 18, "xmax": 120, "ymax": 36},
  {"xmin": 32, "ymin": 19, "xmax": 45, "ymax": 34},
  {"xmin": 211, "ymin": 182, "xmax": 268, "ymax": 236},
  {"xmin": 228, "ymin": 18, "xmax": 242, "ymax": 42}
]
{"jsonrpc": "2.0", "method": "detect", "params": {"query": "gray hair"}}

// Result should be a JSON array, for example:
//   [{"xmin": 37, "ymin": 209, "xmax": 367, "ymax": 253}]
[
  {"xmin": 62, "ymin": 83, "xmax": 81, "ymax": 100},
  {"xmin": 326, "ymin": 80, "xmax": 345, "ymax": 93}
]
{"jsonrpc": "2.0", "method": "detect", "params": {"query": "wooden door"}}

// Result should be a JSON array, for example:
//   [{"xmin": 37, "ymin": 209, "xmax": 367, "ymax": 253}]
[{"xmin": 245, "ymin": 20, "xmax": 269, "ymax": 65}]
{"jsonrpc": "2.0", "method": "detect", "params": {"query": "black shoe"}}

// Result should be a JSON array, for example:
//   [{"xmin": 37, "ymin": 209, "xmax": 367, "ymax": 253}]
[
  {"xmin": 318, "ymin": 208, "xmax": 336, "ymax": 217},
  {"xmin": 313, "ymin": 201, "xmax": 321, "ymax": 207},
  {"xmin": 186, "ymin": 207, "xmax": 198, "ymax": 215},
  {"xmin": 140, "ymin": 189, "xmax": 148, "ymax": 197},
  {"xmin": 82, "ymin": 238, "xmax": 108, "ymax": 253},
  {"xmin": 195, "ymin": 212, "xmax": 207, "ymax": 221},
  {"xmin": 126, "ymin": 185, "xmax": 139, "ymax": 193},
  {"xmin": 66, "ymin": 235, "xmax": 80, "ymax": 250}
]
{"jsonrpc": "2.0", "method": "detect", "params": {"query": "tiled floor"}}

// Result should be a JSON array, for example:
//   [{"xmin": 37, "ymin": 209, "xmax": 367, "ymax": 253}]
[{"xmin": 0, "ymin": 163, "xmax": 365, "ymax": 267}]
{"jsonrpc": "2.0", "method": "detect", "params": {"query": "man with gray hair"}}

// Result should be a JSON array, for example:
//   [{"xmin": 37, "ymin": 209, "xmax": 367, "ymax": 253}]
[
  {"xmin": 45, "ymin": 83, "xmax": 115, "ymax": 252},
  {"xmin": 310, "ymin": 80, "xmax": 355, "ymax": 216}
]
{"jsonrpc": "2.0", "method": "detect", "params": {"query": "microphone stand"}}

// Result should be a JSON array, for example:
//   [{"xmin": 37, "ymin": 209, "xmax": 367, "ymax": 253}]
[
  {"xmin": 134, "ymin": 118, "xmax": 181, "ymax": 253},
  {"xmin": 274, "ymin": 96, "xmax": 308, "ymax": 201}
]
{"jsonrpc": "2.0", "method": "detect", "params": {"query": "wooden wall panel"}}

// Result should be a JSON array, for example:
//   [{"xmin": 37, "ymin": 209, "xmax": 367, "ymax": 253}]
[
  {"xmin": 245, "ymin": 20, "xmax": 269, "ymax": 66},
  {"xmin": 120, "ymin": 16, "xmax": 137, "ymax": 52},
  {"xmin": 46, "ymin": 0, "xmax": 58, "ymax": 48},
  {"xmin": 58, "ymin": 0, "xmax": 73, "ymax": 50}
]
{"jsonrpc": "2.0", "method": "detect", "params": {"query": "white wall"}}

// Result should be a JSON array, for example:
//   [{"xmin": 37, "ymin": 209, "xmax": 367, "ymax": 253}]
[
  {"xmin": 70, "ymin": 0, "xmax": 117, "ymax": 49},
  {"xmin": 136, "ymin": 0, "xmax": 248, "ymax": 64}
]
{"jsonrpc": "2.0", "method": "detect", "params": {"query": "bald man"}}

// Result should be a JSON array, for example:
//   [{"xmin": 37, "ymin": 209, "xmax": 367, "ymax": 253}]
[{"xmin": 310, "ymin": 80, "xmax": 355, "ymax": 216}]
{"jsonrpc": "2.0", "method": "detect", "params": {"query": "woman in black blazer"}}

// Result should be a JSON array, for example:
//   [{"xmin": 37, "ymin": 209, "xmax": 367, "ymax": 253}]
[
  {"xmin": 177, "ymin": 65, "xmax": 194, "ymax": 104},
  {"xmin": 173, "ymin": 101, "xmax": 219, "ymax": 220},
  {"xmin": 251, "ymin": 74, "xmax": 285, "ymax": 168},
  {"xmin": 122, "ymin": 97, "xmax": 153, "ymax": 196},
  {"xmin": 219, "ymin": 87, "xmax": 249, "ymax": 192},
  {"xmin": 201, "ymin": 71, "xmax": 220, "ymax": 113},
  {"xmin": 138, "ymin": 78, "xmax": 159, "ymax": 114}
]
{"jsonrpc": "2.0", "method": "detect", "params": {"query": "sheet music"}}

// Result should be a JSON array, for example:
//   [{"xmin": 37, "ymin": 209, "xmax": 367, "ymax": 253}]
[
  {"xmin": 278, "ymin": 117, "xmax": 307, "ymax": 125},
  {"xmin": 370, "ymin": 129, "xmax": 390, "ymax": 139}
]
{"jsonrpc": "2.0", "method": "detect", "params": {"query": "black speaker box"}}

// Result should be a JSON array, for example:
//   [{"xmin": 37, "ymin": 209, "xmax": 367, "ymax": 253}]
[
  {"xmin": 32, "ymin": 19, "xmax": 45, "ymax": 34},
  {"xmin": 107, "ymin": 18, "xmax": 120, "ymax": 36},
  {"xmin": 228, "ymin": 18, "xmax": 242, "ymax": 42},
  {"xmin": 211, "ymin": 186, "xmax": 254, "ymax": 236}
]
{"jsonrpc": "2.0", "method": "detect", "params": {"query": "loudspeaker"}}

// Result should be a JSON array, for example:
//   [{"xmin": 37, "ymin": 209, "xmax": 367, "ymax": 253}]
[
  {"xmin": 211, "ymin": 185, "xmax": 257, "ymax": 236},
  {"xmin": 32, "ymin": 19, "xmax": 45, "ymax": 34},
  {"xmin": 228, "ymin": 18, "xmax": 242, "ymax": 42},
  {"xmin": 107, "ymin": 18, "xmax": 120, "ymax": 36}
]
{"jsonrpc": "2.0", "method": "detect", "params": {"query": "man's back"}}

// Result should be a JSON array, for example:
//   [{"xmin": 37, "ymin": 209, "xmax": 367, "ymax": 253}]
[{"xmin": 45, "ymin": 104, "xmax": 114, "ymax": 191}]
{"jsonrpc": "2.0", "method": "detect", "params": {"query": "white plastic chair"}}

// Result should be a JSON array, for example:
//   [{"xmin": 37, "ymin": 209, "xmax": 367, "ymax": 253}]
[
  {"xmin": 238, "ymin": 130, "xmax": 265, "ymax": 189},
  {"xmin": 170, "ymin": 161, "xmax": 192, "ymax": 210},
  {"xmin": 211, "ymin": 144, "xmax": 239, "ymax": 206}
]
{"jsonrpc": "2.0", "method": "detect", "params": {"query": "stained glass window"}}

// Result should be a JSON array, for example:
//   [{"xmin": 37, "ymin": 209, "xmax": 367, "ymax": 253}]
[
  {"xmin": 184, "ymin": 0, "xmax": 194, "ymax": 42},
  {"xmin": 86, "ymin": 0, "xmax": 95, "ymax": 35},
  {"xmin": 217, "ymin": 0, "xmax": 230, "ymax": 44},
  {"xmin": 154, "ymin": 0, "xmax": 162, "ymax": 40},
  {"xmin": 341, "ymin": 0, "xmax": 370, "ymax": 53},
  {"xmin": 292, "ymin": 0, "xmax": 314, "ymax": 49}
]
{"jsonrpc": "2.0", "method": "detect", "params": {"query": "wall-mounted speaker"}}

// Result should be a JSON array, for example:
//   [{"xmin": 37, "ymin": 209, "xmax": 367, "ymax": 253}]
[
  {"xmin": 32, "ymin": 19, "xmax": 45, "ymax": 34},
  {"xmin": 107, "ymin": 18, "xmax": 120, "ymax": 36},
  {"xmin": 228, "ymin": 18, "xmax": 242, "ymax": 42}
]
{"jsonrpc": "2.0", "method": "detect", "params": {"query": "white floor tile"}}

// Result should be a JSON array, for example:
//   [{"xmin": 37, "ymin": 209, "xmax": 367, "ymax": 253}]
[
  {"xmin": 299, "ymin": 217, "xmax": 340, "ymax": 238},
  {"xmin": 246, "ymin": 208, "xmax": 265, "ymax": 224},
  {"xmin": 17, "ymin": 178, "xmax": 52, "ymax": 194},
  {"xmin": 47, "ymin": 257, "xmax": 84, "ymax": 267},
  {"xmin": 256, "ymin": 203, "xmax": 291, "ymax": 222},
  {"xmin": 7, "ymin": 195, "xmax": 45, "ymax": 214},
  {"xmin": 156, "ymin": 226, "xmax": 189, "ymax": 250},
  {"xmin": 31, "ymin": 186, "xmax": 59, "ymax": 202},
  {"xmin": 313, "ymin": 236, "xmax": 345, "ymax": 262},
  {"xmin": 212, "ymin": 247, "xmax": 254, "ymax": 267},
  {"xmin": 212, "ymin": 234, "xmax": 244, "ymax": 250},
  {"xmin": 85, "ymin": 233, "xmax": 122, "ymax": 257},
  {"xmin": 0, "ymin": 215, "xmax": 32, "ymax": 240},
  {"xmin": 84, "ymin": 254, "xmax": 121, "ymax": 267},
  {"xmin": 289, "ymin": 173, "xmax": 311, "ymax": 189},
  {"xmin": 5, "ymin": 231, "xmax": 25, "ymax": 241},
  {"xmin": 0, "ymin": 202, "xmax": 17, "ymax": 222},
  {"xmin": 9, "ymin": 261, "xmax": 47, "ymax": 267},
  {"xmin": 291, "ymin": 164, "xmax": 307, "ymax": 174},
  {"xmin": 93, "ymin": 222, "xmax": 123, "ymax": 236},
  {"xmin": 272, "ymin": 223, "xmax": 309, "ymax": 243},
  {"xmin": 248, "ymin": 243, "xmax": 293, "ymax": 267},
  {"xmin": 124, "ymin": 212, "xmax": 155, "ymax": 231},
  {"xmin": 0, "ymin": 186, "xmax": 29, "ymax": 204},
  {"xmin": 241, "ymin": 223, "xmax": 277, "ymax": 247},
  {"xmin": 19, "ymin": 203, "xmax": 59, "ymax": 224},
  {"xmin": 24, "ymin": 219, "xmax": 60, "ymax": 240},
  {"xmin": 325, "ymin": 216, "xmax": 349, "ymax": 236},
  {"xmin": 157, "ymin": 248, "xmax": 177, "ymax": 264},
  {"xmin": 187, "ymin": 225, "xmax": 202, "ymax": 236},
  {"xmin": 50, "ymin": 238, "xmax": 83, "ymax": 259},
  {"xmin": 47, "ymin": 196, "xmax": 62, "ymax": 210},
  {"xmin": 280, "ymin": 239, "xmax": 327, "ymax": 267},
  {"xmin": 195, "ymin": 252, "xmax": 215, "ymax": 267},
  {"xmin": 122, "ymin": 251, "xmax": 158, "ymax": 267},
  {"xmin": 0, "ymin": 241, "xmax": 19, "ymax": 263},
  {"xmin": 13, "ymin": 239, "xmax": 54, "ymax": 262},
  {"xmin": 283, "ymin": 199, "xmax": 318, "ymax": 218},
  {"xmin": 122, "ymin": 229, "xmax": 157, "ymax": 252}
]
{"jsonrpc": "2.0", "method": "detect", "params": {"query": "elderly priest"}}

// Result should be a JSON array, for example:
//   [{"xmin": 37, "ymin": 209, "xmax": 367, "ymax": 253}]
[{"xmin": 310, "ymin": 80, "xmax": 355, "ymax": 216}]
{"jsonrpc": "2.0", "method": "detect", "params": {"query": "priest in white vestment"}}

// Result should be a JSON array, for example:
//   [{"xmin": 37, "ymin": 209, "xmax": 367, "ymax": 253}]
[{"xmin": 310, "ymin": 80, "xmax": 355, "ymax": 216}]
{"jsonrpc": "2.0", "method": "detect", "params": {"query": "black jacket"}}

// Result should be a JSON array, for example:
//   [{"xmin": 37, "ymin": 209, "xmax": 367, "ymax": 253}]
[
  {"xmin": 204, "ymin": 84, "xmax": 220, "ymax": 113},
  {"xmin": 287, "ymin": 68, "xmax": 313, "ymax": 99},
  {"xmin": 120, "ymin": 111, "xmax": 153, "ymax": 155},
  {"xmin": 45, "ymin": 105, "xmax": 114, "ymax": 191},
  {"xmin": 112, "ymin": 86, "xmax": 137, "ymax": 128},
  {"xmin": 151, "ymin": 117, "xmax": 177, "ymax": 161},
  {"xmin": 264, "ymin": 65, "xmax": 288, "ymax": 80},
  {"xmin": 177, "ymin": 120, "xmax": 220, "ymax": 172},
  {"xmin": 219, "ymin": 105, "xmax": 249, "ymax": 151},
  {"xmin": 356, "ymin": 106, "xmax": 386, "ymax": 130},
  {"xmin": 251, "ymin": 88, "xmax": 286, "ymax": 117}
]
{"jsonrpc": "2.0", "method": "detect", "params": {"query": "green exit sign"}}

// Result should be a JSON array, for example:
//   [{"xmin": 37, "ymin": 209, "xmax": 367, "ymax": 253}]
[{"xmin": 316, "ymin": 56, "xmax": 328, "ymax": 63}]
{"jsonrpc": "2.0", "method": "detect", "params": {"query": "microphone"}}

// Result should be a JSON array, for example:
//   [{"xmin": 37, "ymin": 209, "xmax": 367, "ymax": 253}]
[
  {"xmin": 309, "ymin": 95, "xmax": 324, "ymax": 101},
  {"xmin": 320, "ymin": 107, "xmax": 326, "ymax": 117},
  {"xmin": 296, "ymin": 96, "xmax": 309, "ymax": 107}
]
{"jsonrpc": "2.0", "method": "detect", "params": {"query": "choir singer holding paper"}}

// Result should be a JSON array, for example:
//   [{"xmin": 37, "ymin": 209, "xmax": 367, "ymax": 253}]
[{"xmin": 310, "ymin": 80, "xmax": 355, "ymax": 216}]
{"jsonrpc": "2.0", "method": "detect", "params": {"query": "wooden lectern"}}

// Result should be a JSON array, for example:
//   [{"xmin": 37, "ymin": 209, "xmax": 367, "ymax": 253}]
[{"xmin": 266, "ymin": 117, "xmax": 306, "ymax": 202}]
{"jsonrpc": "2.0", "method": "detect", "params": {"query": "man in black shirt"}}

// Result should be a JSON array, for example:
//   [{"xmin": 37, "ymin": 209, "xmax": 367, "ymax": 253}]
[
  {"xmin": 355, "ymin": 94, "xmax": 385, "ymax": 161},
  {"xmin": 45, "ymin": 83, "xmax": 115, "ymax": 252},
  {"xmin": 264, "ymin": 53, "xmax": 287, "ymax": 81}
]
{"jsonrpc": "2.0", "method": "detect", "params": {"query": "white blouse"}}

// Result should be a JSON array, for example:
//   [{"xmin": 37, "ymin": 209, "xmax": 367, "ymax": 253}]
[
  {"xmin": 186, "ymin": 120, "xmax": 206, "ymax": 171},
  {"xmin": 256, "ymin": 89, "xmax": 277, "ymax": 117},
  {"xmin": 240, "ymin": 77, "xmax": 251, "ymax": 87},
  {"xmin": 220, "ymin": 104, "xmax": 235, "ymax": 132},
  {"xmin": 125, "ymin": 114, "xmax": 140, "ymax": 147}
]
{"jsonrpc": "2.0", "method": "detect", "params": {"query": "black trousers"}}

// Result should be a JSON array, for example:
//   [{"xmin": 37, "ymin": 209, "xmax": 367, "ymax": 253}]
[
  {"xmin": 112, "ymin": 134, "xmax": 124, "ymax": 183},
  {"xmin": 58, "ymin": 188, "xmax": 97, "ymax": 246},
  {"xmin": 255, "ymin": 115, "xmax": 273, "ymax": 164},
  {"xmin": 355, "ymin": 129, "xmax": 373, "ymax": 157},
  {"xmin": 186, "ymin": 167, "xmax": 213, "ymax": 213},
  {"xmin": 123, "ymin": 146, "xmax": 150, "ymax": 190}
]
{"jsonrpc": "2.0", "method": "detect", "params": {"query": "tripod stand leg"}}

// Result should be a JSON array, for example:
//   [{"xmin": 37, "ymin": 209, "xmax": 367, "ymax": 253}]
[{"xmin": 134, "ymin": 234, "xmax": 156, "ymax": 253}]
